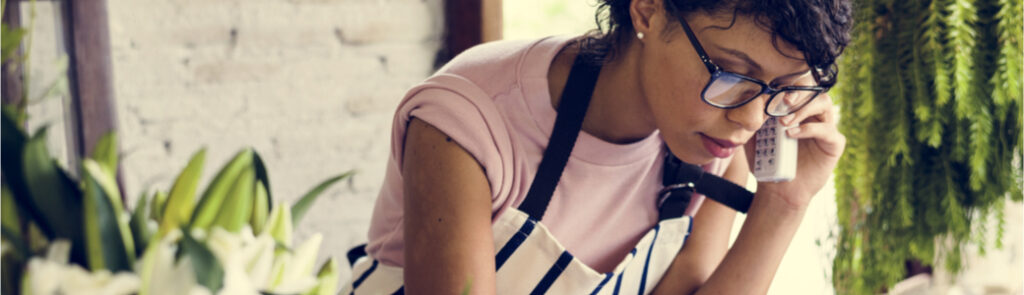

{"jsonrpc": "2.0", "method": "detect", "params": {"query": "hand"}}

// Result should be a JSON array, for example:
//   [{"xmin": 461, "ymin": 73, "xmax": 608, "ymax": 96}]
[{"xmin": 743, "ymin": 93, "xmax": 846, "ymax": 209}]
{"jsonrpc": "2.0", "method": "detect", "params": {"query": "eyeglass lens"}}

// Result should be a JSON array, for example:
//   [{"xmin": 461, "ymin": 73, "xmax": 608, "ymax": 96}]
[{"xmin": 704, "ymin": 75, "xmax": 820, "ymax": 116}]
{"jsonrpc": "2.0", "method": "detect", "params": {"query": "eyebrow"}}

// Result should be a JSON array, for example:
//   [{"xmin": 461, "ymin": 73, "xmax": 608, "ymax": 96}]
[{"xmin": 712, "ymin": 45, "xmax": 810, "ymax": 81}]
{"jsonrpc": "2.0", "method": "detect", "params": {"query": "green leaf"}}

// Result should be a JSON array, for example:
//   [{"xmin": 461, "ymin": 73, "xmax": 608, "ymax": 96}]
[
  {"xmin": 252, "ymin": 151, "xmax": 273, "ymax": 208},
  {"xmin": 90, "ymin": 132, "xmax": 118, "ymax": 175},
  {"xmin": 211, "ymin": 167, "xmax": 254, "ymax": 233},
  {"xmin": 21, "ymin": 126, "xmax": 87, "ymax": 265},
  {"xmin": 129, "ymin": 190, "xmax": 154, "ymax": 257},
  {"xmin": 0, "ymin": 107, "xmax": 39, "ymax": 233},
  {"xmin": 0, "ymin": 226, "xmax": 31, "ymax": 259},
  {"xmin": 81, "ymin": 160, "xmax": 135, "ymax": 272},
  {"xmin": 180, "ymin": 228, "xmax": 224, "ymax": 293},
  {"xmin": 1, "ymin": 24, "xmax": 26, "ymax": 63},
  {"xmin": 150, "ymin": 191, "xmax": 168, "ymax": 222},
  {"xmin": 190, "ymin": 149, "xmax": 253, "ymax": 230},
  {"xmin": 291, "ymin": 171, "xmax": 354, "ymax": 225},
  {"xmin": 1, "ymin": 249, "xmax": 25, "ymax": 295},
  {"xmin": 250, "ymin": 181, "xmax": 269, "ymax": 233},
  {"xmin": 136, "ymin": 239, "xmax": 160, "ymax": 295},
  {"xmin": 158, "ymin": 149, "xmax": 206, "ymax": 237},
  {"xmin": 1, "ymin": 184, "xmax": 22, "ymax": 238}
]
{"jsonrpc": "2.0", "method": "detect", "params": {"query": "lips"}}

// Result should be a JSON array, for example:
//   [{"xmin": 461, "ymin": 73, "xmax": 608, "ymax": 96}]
[{"xmin": 699, "ymin": 133, "xmax": 739, "ymax": 158}]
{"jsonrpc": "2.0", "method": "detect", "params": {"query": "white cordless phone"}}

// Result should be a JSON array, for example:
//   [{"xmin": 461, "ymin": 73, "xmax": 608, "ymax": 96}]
[{"xmin": 753, "ymin": 117, "xmax": 797, "ymax": 182}]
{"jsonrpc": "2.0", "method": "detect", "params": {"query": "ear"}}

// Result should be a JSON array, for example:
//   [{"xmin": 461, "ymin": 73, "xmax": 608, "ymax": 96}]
[{"xmin": 629, "ymin": 0, "xmax": 664, "ymax": 40}]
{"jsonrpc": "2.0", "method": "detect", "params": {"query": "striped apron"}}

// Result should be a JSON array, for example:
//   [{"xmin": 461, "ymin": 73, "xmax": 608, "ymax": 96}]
[{"xmin": 343, "ymin": 52, "xmax": 754, "ymax": 294}]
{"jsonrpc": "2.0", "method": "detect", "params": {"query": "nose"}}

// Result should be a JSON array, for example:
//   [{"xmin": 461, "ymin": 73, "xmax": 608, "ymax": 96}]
[{"xmin": 725, "ymin": 94, "xmax": 769, "ymax": 131}]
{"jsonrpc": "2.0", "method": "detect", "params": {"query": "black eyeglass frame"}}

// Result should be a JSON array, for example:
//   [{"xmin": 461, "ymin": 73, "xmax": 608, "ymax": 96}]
[{"xmin": 677, "ymin": 17, "xmax": 829, "ymax": 117}]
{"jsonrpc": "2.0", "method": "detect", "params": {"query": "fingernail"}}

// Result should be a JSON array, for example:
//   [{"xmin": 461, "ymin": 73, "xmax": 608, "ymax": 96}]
[
  {"xmin": 782, "ymin": 115, "xmax": 795, "ymax": 125},
  {"xmin": 787, "ymin": 127, "xmax": 800, "ymax": 136}
]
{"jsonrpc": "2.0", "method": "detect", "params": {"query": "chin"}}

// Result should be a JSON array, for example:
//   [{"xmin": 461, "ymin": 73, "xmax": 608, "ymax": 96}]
[{"xmin": 664, "ymin": 141, "xmax": 716, "ymax": 166}]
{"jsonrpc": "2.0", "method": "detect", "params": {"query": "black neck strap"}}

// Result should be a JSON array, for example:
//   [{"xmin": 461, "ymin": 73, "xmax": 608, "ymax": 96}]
[
  {"xmin": 517, "ymin": 53, "xmax": 600, "ymax": 221},
  {"xmin": 660, "ymin": 153, "xmax": 754, "ymax": 215}
]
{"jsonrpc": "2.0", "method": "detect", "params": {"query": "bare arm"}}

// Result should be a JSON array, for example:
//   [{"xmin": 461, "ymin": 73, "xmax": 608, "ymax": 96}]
[{"xmin": 402, "ymin": 118, "xmax": 497, "ymax": 294}]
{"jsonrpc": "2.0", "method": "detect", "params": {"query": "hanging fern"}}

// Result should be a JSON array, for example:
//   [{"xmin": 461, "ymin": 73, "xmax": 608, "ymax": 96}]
[{"xmin": 831, "ymin": 0, "xmax": 1023, "ymax": 293}]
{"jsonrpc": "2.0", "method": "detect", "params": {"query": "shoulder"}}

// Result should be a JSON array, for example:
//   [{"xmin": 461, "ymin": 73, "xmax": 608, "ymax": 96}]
[{"xmin": 433, "ymin": 36, "xmax": 576, "ymax": 98}]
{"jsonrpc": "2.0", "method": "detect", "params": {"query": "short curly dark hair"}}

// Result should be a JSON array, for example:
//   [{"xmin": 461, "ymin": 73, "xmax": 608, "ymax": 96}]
[{"xmin": 581, "ymin": 0, "xmax": 853, "ymax": 87}]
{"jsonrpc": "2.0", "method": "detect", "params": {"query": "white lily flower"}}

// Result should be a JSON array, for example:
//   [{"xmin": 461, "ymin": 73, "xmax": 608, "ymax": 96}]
[
  {"xmin": 240, "ymin": 234, "xmax": 276, "ymax": 289},
  {"xmin": 262, "ymin": 202, "xmax": 293, "ymax": 248},
  {"xmin": 207, "ymin": 227, "xmax": 260, "ymax": 295},
  {"xmin": 24, "ymin": 240, "xmax": 140, "ymax": 295},
  {"xmin": 279, "ymin": 234, "xmax": 322, "ymax": 284},
  {"xmin": 203, "ymin": 225, "xmax": 323, "ymax": 295},
  {"xmin": 137, "ymin": 236, "xmax": 211, "ymax": 295},
  {"xmin": 263, "ymin": 234, "xmax": 321, "ymax": 294}
]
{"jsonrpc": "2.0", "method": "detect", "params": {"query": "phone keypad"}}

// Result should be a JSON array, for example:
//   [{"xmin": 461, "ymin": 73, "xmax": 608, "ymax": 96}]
[{"xmin": 754, "ymin": 118, "xmax": 779, "ymax": 173}]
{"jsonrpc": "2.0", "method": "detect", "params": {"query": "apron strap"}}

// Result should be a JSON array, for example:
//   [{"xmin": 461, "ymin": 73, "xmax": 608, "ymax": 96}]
[
  {"xmin": 517, "ymin": 53, "xmax": 601, "ymax": 221},
  {"xmin": 660, "ymin": 153, "xmax": 754, "ymax": 216}
]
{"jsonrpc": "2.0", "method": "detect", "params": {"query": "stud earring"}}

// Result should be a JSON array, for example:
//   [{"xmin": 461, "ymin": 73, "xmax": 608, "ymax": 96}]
[{"xmin": 637, "ymin": 32, "xmax": 645, "ymax": 40}]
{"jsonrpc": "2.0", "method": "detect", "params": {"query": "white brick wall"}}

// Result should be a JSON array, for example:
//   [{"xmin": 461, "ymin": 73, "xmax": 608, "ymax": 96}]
[{"xmin": 106, "ymin": 0, "xmax": 443, "ymax": 283}]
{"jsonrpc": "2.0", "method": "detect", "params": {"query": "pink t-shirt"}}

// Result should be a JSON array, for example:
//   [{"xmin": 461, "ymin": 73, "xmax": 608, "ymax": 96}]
[{"xmin": 365, "ymin": 36, "xmax": 732, "ymax": 272}]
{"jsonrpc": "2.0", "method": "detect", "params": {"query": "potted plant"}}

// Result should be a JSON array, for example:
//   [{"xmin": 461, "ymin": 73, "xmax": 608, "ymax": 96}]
[
  {"xmin": 831, "ymin": 0, "xmax": 1021, "ymax": 293},
  {"xmin": 1, "ymin": 105, "xmax": 354, "ymax": 294}
]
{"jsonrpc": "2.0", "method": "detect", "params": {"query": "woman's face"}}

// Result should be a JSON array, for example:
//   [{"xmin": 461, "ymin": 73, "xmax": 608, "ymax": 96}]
[{"xmin": 637, "ymin": 11, "xmax": 813, "ymax": 165}]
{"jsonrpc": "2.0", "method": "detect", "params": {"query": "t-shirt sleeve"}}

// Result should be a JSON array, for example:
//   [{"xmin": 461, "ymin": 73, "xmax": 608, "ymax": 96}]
[{"xmin": 388, "ymin": 74, "xmax": 515, "ymax": 204}]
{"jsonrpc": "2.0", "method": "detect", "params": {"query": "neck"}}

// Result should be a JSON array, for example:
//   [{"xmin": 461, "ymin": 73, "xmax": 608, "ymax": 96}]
[{"xmin": 584, "ymin": 42, "xmax": 658, "ymax": 144}]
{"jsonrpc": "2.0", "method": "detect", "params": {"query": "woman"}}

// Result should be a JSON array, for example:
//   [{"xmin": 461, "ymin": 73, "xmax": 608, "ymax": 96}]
[{"xmin": 345, "ymin": 0, "xmax": 851, "ymax": 293}]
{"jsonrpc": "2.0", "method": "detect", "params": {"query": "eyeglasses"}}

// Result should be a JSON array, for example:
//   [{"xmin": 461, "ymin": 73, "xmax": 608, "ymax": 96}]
[{"xmin": 678, "ymin": 18, "xmax": 828, "ymax": 117}]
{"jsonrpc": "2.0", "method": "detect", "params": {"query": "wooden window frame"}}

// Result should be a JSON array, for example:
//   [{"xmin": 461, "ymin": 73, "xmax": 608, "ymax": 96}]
[
  {"xmin": 2, "ymin": 0, "xmax": 121, "ymax": 194},
  {"xmin": 437, "ymin": 0, "xmax": 502, "ymax": 67},
  {"xmin": 2, "ymin": 0, "xmax": 118, "ymax": 162}
]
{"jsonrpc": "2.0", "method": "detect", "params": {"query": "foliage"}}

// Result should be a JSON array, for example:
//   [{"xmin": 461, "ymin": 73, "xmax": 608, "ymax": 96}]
[
  {"xmin": 831, "ymin": 0, "xmax": 1022, "ymax": 293},
  {"xmin": 0, "ymin": 107, "xmax": 353, "ymax": 295}
]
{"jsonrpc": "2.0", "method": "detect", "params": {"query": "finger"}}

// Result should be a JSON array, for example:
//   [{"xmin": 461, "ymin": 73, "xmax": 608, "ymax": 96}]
[
  {"xmin": 786, "ymin": 122, "xmax": 846, "ymax": 156},
  {"xmin": 779, "ymin": 93, "xmax": 834, "ymax": 126}
]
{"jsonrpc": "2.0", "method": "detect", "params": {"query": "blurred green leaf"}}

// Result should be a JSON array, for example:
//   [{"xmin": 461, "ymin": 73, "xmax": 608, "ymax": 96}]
[
  {"xmin": 129, "ymin": 190, "xmax": 154, "ymax": 257},
  {"xmin": 136, "ymin": 240, "xmax": 159, "ymax": 295},
  {"xmin": 211, "ymin": 167, "xmax": 254, "ymax": 232},
  {"xmin": 159, "ymin": 149, "xmax": 206, "ymax": 237},
  {"xmin": 2, "ymin": 184, "xmax": 22, "ymax": 238},
  {"xmin": 1, "ymin": 24, "xmax": 26, "ymax": 63},
  {"xmin": 90, "ymin": 132, "xmax": 118, "ymax": 176},
  {"xmin": 1, "ymin": 227, "xmax": 31, "ymax": 259},
  {"xmin": 190, "ymin": 149, "xmax": 252, "ymax": 230},
  {"xmin": 291, "ymin": 171, "xmax": 354, "ymax": 226},
  {"xmin": 81, "ymin": 160, "xmax": 135, "ymax": 272},
  {"xmin": 0, "ymin": 107, "xmax": 40, "ymax": 234},
  {"xmin": 180, "ymin": 228, "xmax": 224, "ymax": 293},
  {"xmin": 252, "ymin": 151, "xmax": 273, "ymax": 208},
  {"xmin": 251, "ymin": 181, "xmax": 269, "ymax": 233},
  {"xmin": 150, "ymin": 191, "xmax": 168, "ymax": 222},
  {"xmin": 21, "ymin": 126, "xmax": 86, "ymax": 265},
  {"xmin": 1, "ymin": 252, "xmax": 24, "ymax": 295}
]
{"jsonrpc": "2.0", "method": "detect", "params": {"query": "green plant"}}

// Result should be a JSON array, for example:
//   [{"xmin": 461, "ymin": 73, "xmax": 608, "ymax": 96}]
[
  {"xmin": 831, "ymin": 0, "xmax": 1022, "ymax": 293},
  {"xmin": 0, "ymin": 106, "xmax": 353, "ymax": 294}
]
